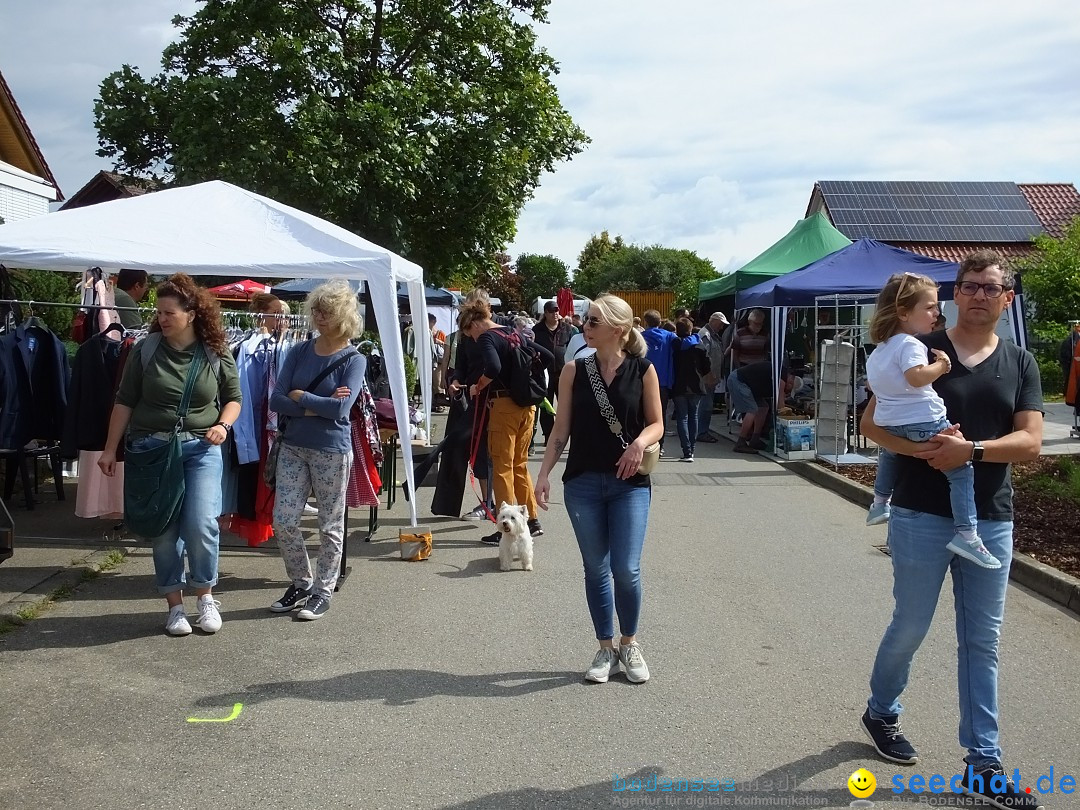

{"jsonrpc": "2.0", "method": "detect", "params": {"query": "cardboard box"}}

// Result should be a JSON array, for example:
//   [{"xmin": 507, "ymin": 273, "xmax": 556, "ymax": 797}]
[{"xmin": 777, "ymin": 418, "xmax": 816, "ymax": 459}]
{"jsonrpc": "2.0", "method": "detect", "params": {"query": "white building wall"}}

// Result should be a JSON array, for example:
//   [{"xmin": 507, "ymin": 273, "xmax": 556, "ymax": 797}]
[
  {"xmin": 0, "ymin": 162, "xmax": 56, "ymax": 224},
  {"xmin": 0, "ymin": 182, "xmax": 50, "ymax": 223}
]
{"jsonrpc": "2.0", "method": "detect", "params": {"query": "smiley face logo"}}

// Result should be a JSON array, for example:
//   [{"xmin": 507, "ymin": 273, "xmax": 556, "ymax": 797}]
[{"xmin": 848, "ymin": 768, "xmax": 876, "ymax": 798}]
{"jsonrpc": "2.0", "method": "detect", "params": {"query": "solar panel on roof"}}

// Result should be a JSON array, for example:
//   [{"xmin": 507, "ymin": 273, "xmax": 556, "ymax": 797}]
[{"xmin": 818, "ymin": 180, "xmax": 1044, "ymax": 242}]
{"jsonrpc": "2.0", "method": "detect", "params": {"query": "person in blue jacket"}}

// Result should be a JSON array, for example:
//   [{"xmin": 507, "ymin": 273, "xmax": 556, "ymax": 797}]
[{"xmin": 641, "ymin": 309, "xmax": 679, "ymax": 454}]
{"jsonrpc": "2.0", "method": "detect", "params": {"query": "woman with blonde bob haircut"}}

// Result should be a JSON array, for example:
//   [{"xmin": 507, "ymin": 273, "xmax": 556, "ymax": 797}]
[
  {"xmin": 268, "ymin": 280, "xmax": 366, "ymax": 620},
  {"xmin": 536, "ymin": 293, "xmax": 663, "ymax": 684}
]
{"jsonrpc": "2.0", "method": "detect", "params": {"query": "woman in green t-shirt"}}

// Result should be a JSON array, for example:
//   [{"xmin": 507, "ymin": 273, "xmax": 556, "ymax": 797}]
[{"xmin": 99, "ymin": 273, "xmax": 242, "ymax": 637}]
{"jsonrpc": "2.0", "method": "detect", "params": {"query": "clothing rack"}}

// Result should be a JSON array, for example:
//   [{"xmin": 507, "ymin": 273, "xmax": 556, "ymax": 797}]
[{"xmin": 0, "ymin": 296, "xmax": 380, "ymax": 589}]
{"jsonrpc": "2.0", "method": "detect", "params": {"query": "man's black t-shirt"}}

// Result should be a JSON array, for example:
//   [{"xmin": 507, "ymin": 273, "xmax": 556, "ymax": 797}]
[{"xmin": 890, "ymin": 331, "xmax": 1042, "ymax": 522}]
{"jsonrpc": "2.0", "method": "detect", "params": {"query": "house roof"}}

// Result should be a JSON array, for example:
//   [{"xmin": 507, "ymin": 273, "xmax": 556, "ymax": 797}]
[
  {"xmin": 1018, "ymin": 183, "xmax": 1080, "ymax": 239},
  {"xmin": 889, "ymin": 242, "xmax": 1036, "ymax": 265},
  {"xmin": 60, "ymin": 171, "xmax": 160, "ymax": 211},
  {"xmin": 0, "ymin": 68, "xmax": 62, "ymax": 199}
]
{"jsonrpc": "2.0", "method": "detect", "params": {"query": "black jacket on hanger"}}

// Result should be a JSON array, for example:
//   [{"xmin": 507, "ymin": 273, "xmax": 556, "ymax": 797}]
[
  {"xmin": 61, "ymin": 329, "xmax": 125, "ymax": 458},
  {"xmin": 0, "ymin": 321, "xmax": 70, "ymax": 450}
]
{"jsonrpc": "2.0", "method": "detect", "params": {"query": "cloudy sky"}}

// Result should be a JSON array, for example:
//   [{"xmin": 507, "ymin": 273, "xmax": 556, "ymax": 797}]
[{"xmin": 2, "ymin": 0, "xmax": 1079, "ymax": 273}]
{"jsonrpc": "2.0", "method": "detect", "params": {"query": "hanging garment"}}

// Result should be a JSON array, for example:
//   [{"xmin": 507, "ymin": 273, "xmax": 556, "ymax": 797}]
[
  {"xmin": 0, "ymin": 320, "xmax": 70, "ymax": 450},
  {"xmin": 346, "ymin": 382, "xmax": 383, "ymax": 508}
]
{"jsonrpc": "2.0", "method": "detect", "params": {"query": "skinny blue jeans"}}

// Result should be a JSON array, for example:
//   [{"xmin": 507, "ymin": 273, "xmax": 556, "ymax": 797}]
[
  {"xmin": 868, "ymin": 507, "xmax": 1012, "ymax": 768},
  {"xmin": 673, "ymin": 393, "xmax": 703, "ymax": 456},
  {"xmin": 563, "ymin": 471, "xmax": 651, "ymax": 640},
  {"xmin": 873, "ymin": 418, "xmax": 978, "ymax": 532},
  {"xmin": 131, "ymin": 435, "xmax": 223, "ymax": 594}
]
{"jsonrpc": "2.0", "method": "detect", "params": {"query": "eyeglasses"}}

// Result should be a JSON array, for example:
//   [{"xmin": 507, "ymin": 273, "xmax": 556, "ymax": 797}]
[
  {"xmin": 957, "ymin": 281, "xmax": 1009, "ymax": 299},
  {"xmin": 583, "ymin": 316, "xmax": 606, "ymax": 328}
]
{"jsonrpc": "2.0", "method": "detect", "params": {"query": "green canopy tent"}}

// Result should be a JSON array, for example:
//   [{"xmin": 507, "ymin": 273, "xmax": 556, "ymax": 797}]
[{"xmin": 697, "ymin": 211, "xmax": 851, "ymax": 316}]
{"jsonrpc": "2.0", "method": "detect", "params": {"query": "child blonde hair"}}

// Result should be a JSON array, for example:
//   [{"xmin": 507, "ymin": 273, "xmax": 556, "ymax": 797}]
[{"xmin": 869, "ymin": 273, "xmax": 940, "ymax": 344}]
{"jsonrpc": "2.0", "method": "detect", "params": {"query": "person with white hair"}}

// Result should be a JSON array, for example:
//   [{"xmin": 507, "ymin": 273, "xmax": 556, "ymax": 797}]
[{"xmin": 696, "ymin": 311, "xmax": 731, "ymax": 442}]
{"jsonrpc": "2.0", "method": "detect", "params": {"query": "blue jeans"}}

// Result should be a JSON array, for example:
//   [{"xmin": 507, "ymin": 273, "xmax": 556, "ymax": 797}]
[
  {"xmin": 131, "ymin": 435, "xmax": 223, "ymax": 594},
  {"xmin": 563, "ymin": 471, "xmax": 652, "ymax": 640},
  {"xmin": 868, "ymin": 507, "xmax": 1012, "ymax": 768},
  {"xmin": 673, "ymin": 394, "xmax": 703, "ymax": 456},
  {"xmin": 698, "ymin": 391, "xmax": 714, "ymax": 436},
  {"xmin": 873, "ymin": 418, "xmax": 977, "ymax": 532}
]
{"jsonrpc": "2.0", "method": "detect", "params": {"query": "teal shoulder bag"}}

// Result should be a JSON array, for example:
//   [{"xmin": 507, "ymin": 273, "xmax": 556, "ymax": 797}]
[{"xmin": 123, "ymin": 342, "xmax": 205, "ymax": 538}]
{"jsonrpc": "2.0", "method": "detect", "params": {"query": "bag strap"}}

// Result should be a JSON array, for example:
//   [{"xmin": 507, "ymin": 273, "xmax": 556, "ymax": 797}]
[
  {"xmin": 583, "ymin": 354, "xmax": 629, "ymax": 449},
  {"xmin": 174, "ymin": 344, "xmax": 204, "ymax": 432},
  {"xmin": 303, "ymin": 348, "xmax": 359, "ymax": 394}
]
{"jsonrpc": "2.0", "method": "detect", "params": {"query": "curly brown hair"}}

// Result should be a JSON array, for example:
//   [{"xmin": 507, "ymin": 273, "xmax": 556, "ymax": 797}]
[{"xmin": 150, "ymin": 273, "xmax": 228, "ymax": 356}]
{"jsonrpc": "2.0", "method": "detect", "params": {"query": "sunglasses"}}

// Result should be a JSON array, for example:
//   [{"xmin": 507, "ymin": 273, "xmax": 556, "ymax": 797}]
[{"xmin": 583, "ymin": 316, "xmax": 606, "ymax": 328}]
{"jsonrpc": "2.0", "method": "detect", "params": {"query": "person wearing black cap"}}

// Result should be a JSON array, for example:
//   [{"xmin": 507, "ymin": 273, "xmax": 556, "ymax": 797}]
[{"xmin": 532, "ymin": 300, "xmax": 573, "ymax": 443}]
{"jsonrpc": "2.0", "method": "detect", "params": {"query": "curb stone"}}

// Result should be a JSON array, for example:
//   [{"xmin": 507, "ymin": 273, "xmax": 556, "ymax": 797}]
[
  {"xmin": 0, "ymin": 546, "xmax": 136, "ymax": 622},
  {"xmin": 786, "ymin": 460, "xmax": 1080, "ymax": 618}
]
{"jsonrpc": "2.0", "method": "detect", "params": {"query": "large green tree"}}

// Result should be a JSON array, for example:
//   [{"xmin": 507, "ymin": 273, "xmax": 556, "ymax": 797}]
[
  {"xmin": 515, "ymin": 253, "xmax": 569, "ymax": 305},
  {"xmin": 94, "ymin": 0, "xmax": 588, "ymax": 286},
  {"xmin": 572, "ymin": 243, "xmax": 716, "ymax": 310}
]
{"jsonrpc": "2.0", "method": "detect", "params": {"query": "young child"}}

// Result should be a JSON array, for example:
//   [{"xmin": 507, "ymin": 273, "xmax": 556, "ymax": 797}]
[{"xmin": 864, "ymin": 272, "xmax": 1001, "ymax": 569}]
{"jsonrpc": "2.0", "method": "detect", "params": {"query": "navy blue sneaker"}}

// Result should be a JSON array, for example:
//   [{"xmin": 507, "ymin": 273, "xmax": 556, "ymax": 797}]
[
  {"xmin": 269, "ymin": 585, "xmax": 310, "ymax": 613},
  {"xmin": 959, "ymin": 764, "xmax": 1043, "ymax": 809},
  {"xmin": 297, "ymin": 594, "xmax": 330, "ymax": 621},
  {"xmin": 860, "ymin": 708, "xmax": 918, "ymax": 765}
]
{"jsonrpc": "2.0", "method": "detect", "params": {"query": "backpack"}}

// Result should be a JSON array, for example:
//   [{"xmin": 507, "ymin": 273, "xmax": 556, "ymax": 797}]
[{"xmin": 491, "ymin": 328, "xmax": 547, "ymax": 408}]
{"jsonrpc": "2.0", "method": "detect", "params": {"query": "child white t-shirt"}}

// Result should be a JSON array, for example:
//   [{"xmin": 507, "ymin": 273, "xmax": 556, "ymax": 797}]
[{"xmin": 866, "ymin": 333, "xmax": 948, "ymax": 427}]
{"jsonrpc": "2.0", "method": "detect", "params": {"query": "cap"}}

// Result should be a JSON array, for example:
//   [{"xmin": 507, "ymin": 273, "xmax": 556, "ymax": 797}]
[
  {"xmin": 710, "ymin": 312, "xmax": 730, "ymax": 325},
  {"xmin": 543, "ymin": 301, "xmax": 559, "ymax": 312}
]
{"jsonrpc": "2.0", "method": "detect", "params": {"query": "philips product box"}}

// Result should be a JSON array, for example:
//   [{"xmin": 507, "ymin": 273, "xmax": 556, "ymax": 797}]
[{"xmin": 778, "ymin": 418, "xmax": 816, "ymax": 459}]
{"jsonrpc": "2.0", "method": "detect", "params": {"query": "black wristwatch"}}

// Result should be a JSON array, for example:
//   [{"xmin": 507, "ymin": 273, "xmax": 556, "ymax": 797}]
[
  {"xmin": 213, "ymin": 421, "xmax": 233, "ymax": 433},
  {"xmin": 971, "ymin": 441, "xmax": 984, "ymax": 462}
]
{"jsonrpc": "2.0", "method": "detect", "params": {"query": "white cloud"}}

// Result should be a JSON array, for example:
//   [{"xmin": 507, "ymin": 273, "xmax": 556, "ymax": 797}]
[{"xmin": 2, "ymin": 0, "xmax": 1078, "ymax": 278}]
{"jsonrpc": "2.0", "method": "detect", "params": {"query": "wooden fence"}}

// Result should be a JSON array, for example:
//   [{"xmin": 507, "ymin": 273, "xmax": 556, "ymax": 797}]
[{"xmin": 606, "ymin": 290, "xmax": 676, "ymax": 319}]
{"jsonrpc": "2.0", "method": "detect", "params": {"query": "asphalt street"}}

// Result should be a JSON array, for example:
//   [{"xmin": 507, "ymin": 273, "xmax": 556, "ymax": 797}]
[{"xmin": 0, "ymin": 440, "xmax": 1077, "ymax": 810}]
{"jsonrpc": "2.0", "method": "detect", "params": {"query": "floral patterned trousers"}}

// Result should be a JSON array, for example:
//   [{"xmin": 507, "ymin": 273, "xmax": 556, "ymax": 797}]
[{"xmin": 272, "ymin": 443, "xmax": 352, "ymax": 599}]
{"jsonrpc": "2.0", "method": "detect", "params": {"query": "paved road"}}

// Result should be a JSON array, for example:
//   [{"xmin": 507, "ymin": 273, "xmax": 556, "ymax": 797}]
[{"xmin": 1, "ymin": 441, "xmax": 1078, "ymax": 810}]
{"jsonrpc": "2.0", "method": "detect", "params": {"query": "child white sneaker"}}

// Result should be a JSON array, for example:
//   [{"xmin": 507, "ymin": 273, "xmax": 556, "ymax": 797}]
[
  {"xmin": 165, "ymin": 605, "xmax": 192, "ymax": 636},
  {"xmin": 196, "ymin": 595, "xmax": 223, "ymax": 633}
]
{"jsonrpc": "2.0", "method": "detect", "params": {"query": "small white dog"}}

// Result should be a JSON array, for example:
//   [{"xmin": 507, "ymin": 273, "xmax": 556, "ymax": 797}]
[{"xmin": 496, "ymin": 502, "xmax": 533, "ymax": 572}]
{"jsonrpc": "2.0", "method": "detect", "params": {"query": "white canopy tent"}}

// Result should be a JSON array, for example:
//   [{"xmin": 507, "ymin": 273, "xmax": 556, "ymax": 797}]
[{"xmin": 0, "ymin": 180, "xmax": 431, "ymax": 525}]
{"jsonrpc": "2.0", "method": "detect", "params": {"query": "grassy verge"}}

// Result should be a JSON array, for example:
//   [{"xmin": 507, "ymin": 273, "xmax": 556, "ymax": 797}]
[
  {"xmin": 1015, "ymin": 456, "xmax": 1080, "ymax": 504},
  {"xmin": 0, "ymin": 548, "xmax": 128, "ymax": 636}
]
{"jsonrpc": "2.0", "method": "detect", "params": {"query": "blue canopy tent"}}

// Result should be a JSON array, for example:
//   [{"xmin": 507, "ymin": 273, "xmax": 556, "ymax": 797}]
[{"xmin": 735, "ymin": 238, "xmax": 1028, "ymax": 439}]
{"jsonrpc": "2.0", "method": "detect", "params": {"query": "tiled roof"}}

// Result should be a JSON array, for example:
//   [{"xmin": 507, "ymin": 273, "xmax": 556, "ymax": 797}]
[
  {"xmin": 889, "ymin": 242, "xmax": 1036, "ymax": 265},
  {"xmin": 1018, "ymin": 183, "xmax": 1080, "ymax": 239},
  {"xmin": 60, "ymin": 170, "xmax": 160, "ymax": 210},
  {"xmin": 0, "ymin": 68, "xmax": 62, "ymax": 199}
]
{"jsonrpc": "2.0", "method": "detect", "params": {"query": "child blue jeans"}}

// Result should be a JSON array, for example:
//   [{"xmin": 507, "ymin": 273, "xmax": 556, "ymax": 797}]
[{"xmin": 873, "ymin": 417, "xmax": 977, "ymax": 532}]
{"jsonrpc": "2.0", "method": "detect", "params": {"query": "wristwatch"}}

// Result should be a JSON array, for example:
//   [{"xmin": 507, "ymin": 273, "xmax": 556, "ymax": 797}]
[
  {"xmin": 213, "ymin": 421, "xmax": 233, "ymax": 433},
  {"xmin": 971, "ymin": 441, "xmax": 984, "ymax": 462}
]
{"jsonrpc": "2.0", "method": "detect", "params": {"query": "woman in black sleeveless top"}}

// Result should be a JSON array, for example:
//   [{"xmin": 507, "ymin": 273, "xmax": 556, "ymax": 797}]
[{"xmin": 536, "ymin": 294, "xmax": 663, "ymax": 684}]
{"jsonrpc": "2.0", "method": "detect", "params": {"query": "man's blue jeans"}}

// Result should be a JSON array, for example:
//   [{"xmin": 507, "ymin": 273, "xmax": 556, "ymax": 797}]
[
  {"xmin": 131, "ymin": 435, "xmax": 223, "ymax": 594},
  {"xmin": 873, "ymin": 418, "xmax": 978, "ymax": 532},
  {"xmin": 563, "ymin": 471, "xmax": 651, "ymax": 640},
  {"xmin": 673, "ymin": 393, "xmax": 703, "ymax": 456},
  {"xmin": 868, "ymin": 506, "xmax": 1012, "ymax": 768}
]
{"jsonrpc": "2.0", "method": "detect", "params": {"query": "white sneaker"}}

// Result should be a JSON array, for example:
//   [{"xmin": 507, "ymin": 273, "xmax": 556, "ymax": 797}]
[
  {"xmin": 165, "ymin": 605, "xmax": 192, "ymax": 636},
  {"xmin": 196, "ymin": 595, "xmax": 222, "ymax": 633},
  {"xmin": 303, "ymin": 502, "xmax": 319, "ymax": 515},
  {"xmin": 585, "ymin": 647, "xmax": 620, "ymax": 683},
  {"xmin": 619, "ymin": 641, "xmax": 650, "ymax": 683}
]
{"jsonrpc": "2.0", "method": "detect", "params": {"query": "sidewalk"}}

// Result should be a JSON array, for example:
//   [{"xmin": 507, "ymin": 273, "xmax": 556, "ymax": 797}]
[{"xmin": 1, "ymin": 415, "xmax": 1077, "ymax": 810}]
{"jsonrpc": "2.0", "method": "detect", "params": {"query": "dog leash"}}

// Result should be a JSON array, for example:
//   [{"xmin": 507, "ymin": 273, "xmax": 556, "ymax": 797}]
[{"xmin": 466, "ymin": 386, "xmax": 497, "ymax": 523}]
